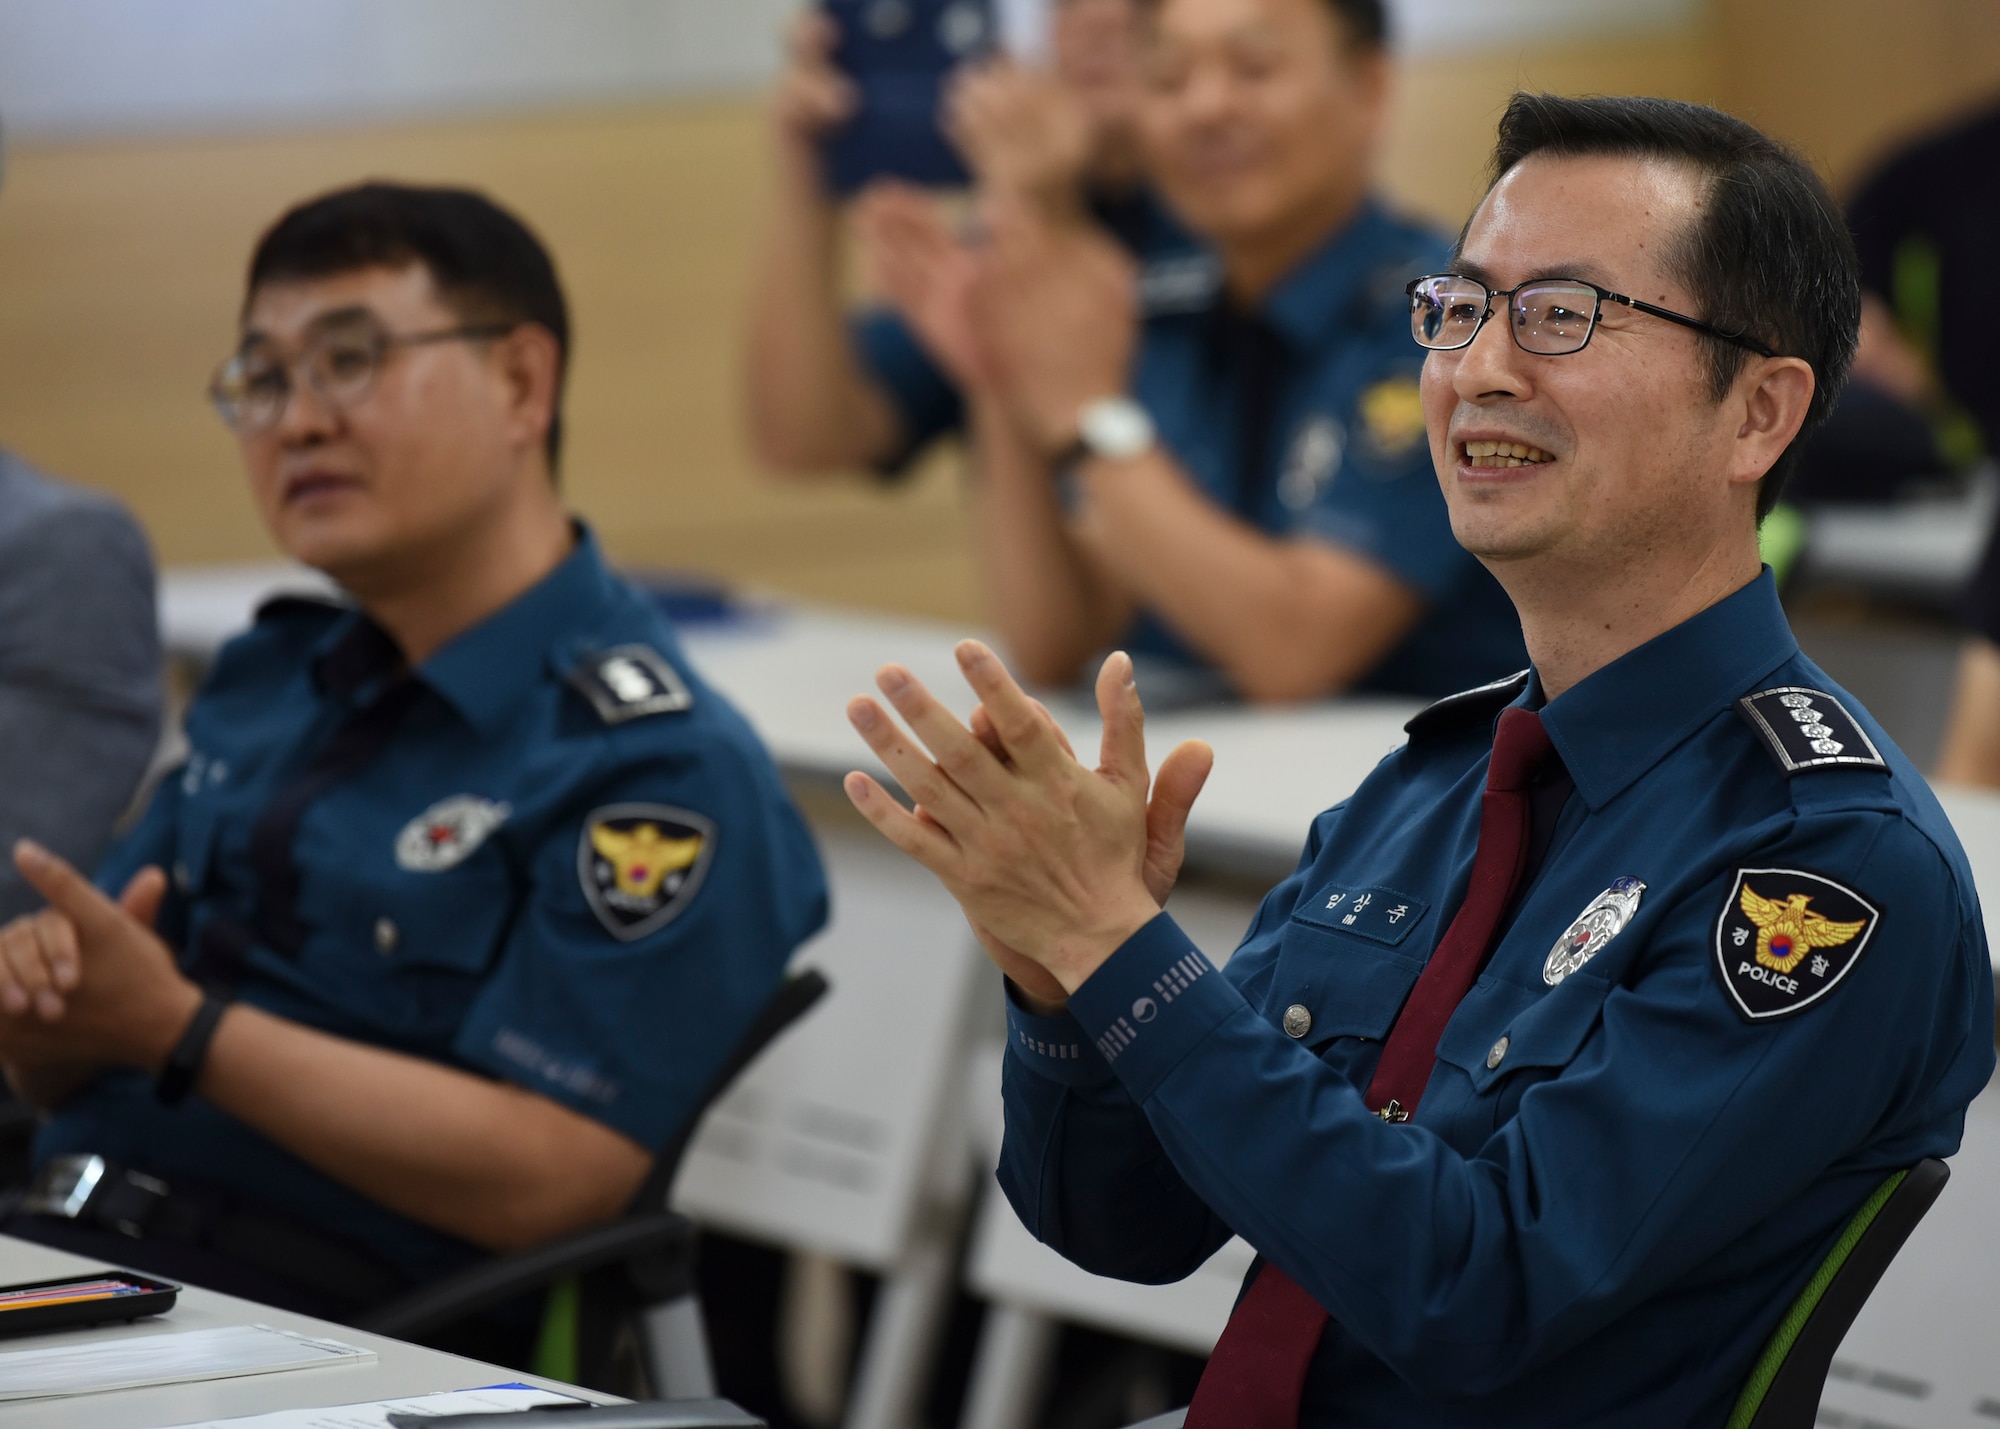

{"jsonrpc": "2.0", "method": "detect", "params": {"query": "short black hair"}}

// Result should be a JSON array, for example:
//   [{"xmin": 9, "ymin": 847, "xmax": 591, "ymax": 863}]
[
  {"xmin": 1137, "ymin": 0, "xmax": 1387, "ymax": 50},
  {"xmin": 1479, "ymin": 94, "xmax": 1859, "ymax": 519},
  {"xmin": 1325, "ymin": 0, "xmax": 1388, "ymax": 49},
  {"xmin": 247, "ymin": 181, "xmax": 570, "ymax": 467}
]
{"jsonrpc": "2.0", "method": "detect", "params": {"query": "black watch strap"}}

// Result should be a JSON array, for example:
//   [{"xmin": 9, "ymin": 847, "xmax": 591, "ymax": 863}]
[{"xmin": 155, "ymin": 993, "xmax": 230, "ymax": 1106}]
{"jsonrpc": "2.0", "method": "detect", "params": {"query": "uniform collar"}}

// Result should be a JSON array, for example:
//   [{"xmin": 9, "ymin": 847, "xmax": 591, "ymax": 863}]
[
  {"xmin": 416, "ymin": 523, "xmax": 616, "ymax": 735},
  {"xmin": 1247, "ymin": 197, "xmax": 1396, "ymax": 350},
  {"xmin": 1535, "ymin": 568, "xmax": 1799, "ymax": 812}
]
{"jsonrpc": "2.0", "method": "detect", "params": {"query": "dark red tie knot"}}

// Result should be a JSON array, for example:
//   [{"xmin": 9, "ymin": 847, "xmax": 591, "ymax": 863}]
[{"xmin": 1487, "ymin": 707, "xmax": 1553, "ymax": 793}]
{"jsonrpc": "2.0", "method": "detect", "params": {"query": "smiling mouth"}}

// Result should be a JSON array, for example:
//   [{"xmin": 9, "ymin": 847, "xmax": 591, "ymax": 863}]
[
  {"xmin": 283, "ymin": 473, "xmax": 359, "ymax": 504},
  {"xmin": 1462, "ymin": 440, "xmax": 1554, "ymax": 469}
]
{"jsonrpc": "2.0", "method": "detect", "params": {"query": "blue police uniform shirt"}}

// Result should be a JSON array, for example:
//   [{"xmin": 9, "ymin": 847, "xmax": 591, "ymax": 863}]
[
  {"xmin": 36, "ymin": 528, "xmax": 829, "ymax": 1286},
  {"xmin": 998, "ymin": 570, "xmax": 1993, "ymax": 1426},
  {"xmin": 1119, "ymin": 198, "xmax": 1523, "ymax": 698},
  {"xmin": 851, "ymin": 184, "xmax": 1210, "ymax": 474}
]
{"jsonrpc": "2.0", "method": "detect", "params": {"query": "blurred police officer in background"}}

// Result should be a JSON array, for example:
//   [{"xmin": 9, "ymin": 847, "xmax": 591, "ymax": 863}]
[
  {"xmin": 0, "ymin": 183, "xmax": 828, "ymax": 1339},
  {"xmin": 869, "ymin": 0, "xmax": 1526, "ymax": 701},
  {"xmin": 746, "ymin": 0, "xmax": 1199, "ymax": 476},
  {"xmin": 843, "ymin": 93, "xmax": 1993, "ymax": 1425}
]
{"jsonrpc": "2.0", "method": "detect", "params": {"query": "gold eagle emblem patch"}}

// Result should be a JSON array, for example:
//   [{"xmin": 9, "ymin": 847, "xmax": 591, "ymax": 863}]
[
  {"xmin": 1737, "ymin": 883, "xmax": 1869, "ymax": 975},
  {"xmin": 1357, "ymin": 377, "xmax": 1426, "ymax": 458},
  {"xmin": 577, "ymin": 804, "xmax": 716, "ymax": 940},
  {"xmin": 1714, "ymin": 868, "xmax": 1878, "ymax": 1021}
]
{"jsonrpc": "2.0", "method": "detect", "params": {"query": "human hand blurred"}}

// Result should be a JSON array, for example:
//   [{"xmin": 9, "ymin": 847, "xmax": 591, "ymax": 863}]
[
  {"xmin": 945, "ymin": 59, "xmax": 1096, "ymax": 220},
  {"xmin": 968, "ymin": 198, "xmax": 1139, "ymax": 456},
  {"xmin": 854, "ymin": 182, "xmax": 991, "ymax": 388},
  {"xmin": 771, "ymin": 11, "xmax": 858, "ymax": 179},
  {"xmin": 0, "ymin": 843, "xmax": 199, "ymax": 1073},
  {"xmin": 844, "ymin": 643, "xmax": 1211, "ymax": 995}
]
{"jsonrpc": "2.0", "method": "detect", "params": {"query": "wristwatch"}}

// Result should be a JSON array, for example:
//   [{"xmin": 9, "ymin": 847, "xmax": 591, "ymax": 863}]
[
  {"xmin": 1053, "ymin": 396, "xmax": 1157, "ymax": 513},
  {"xmin": 1073, "ymin": 396, "xmax": 1157, "ymax": 462},
  {"xmin": 155, "ymin": 992, "xmax": 230, "ymax": 1106}
]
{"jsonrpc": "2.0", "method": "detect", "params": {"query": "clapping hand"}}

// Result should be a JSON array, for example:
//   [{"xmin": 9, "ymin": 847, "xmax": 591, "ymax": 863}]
[{"xmin": 845, "ymin": 643, "xmax": 1212, "ymax": 1002}]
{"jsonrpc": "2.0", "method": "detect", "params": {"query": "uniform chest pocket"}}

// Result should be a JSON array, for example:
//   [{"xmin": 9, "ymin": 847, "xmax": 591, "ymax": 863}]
[
  {"xmin": 1267, "ymin": 917, "xmax": 1425, "ymax": 1046},
  {"xmin": 294, "ymin": 846, "xmax": 522, "ymax": 1024},
  {"xmin": 1435, "ymin": 970, "xmax": 1612, "ymax": 1095}
]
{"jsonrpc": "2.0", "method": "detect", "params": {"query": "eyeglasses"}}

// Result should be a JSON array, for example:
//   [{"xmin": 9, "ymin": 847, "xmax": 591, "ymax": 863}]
[
  {"xmin": 1406, "ymin": 273, "xmax": 1777, "ymax": 359},
  {"xmin": 208, "ymin": 316, "xmax": 519, "ymax": 434}
]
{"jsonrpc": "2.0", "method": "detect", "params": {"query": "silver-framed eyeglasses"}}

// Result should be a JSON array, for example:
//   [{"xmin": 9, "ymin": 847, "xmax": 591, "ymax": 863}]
[
  {"xmin": 1406, "ymin": 273, "xmax": 1777, "ymax": 359},
  {"xmin": 208, "ymin": 314, "xmax": 518, "ymax": 434}
]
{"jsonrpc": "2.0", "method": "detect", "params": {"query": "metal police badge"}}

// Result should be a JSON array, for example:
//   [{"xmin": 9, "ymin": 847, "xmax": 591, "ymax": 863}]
[
  {"xmin": 395, "ymin": 795, "xmax": 512, "ymax": 872},
  {"xmin": 1544, "ymin": 876, "xmax": 1646, "ymax": 985},
  {"xmin": 578, "ymin": 803, "xmax": 716, "ymax": 941},
  {"xmin": 1713, "ymin": 868, "xmax": 1878, "ymax": 1021}
]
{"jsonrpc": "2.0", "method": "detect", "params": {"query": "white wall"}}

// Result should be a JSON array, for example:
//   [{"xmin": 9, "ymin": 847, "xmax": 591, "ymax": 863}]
[{"xmin": 0, "ymin": 0, "xmax": 1699, "ymax": 141}]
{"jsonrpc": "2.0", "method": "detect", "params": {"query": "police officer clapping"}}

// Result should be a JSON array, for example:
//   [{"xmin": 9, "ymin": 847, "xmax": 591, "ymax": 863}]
[
  {"xmin": 869, "ymin": 0, "xmax": 1527, "ymax": 701},
  {"xmin": 841, "ymin": 95, "xmax": 1994, "ymax": 1425}
]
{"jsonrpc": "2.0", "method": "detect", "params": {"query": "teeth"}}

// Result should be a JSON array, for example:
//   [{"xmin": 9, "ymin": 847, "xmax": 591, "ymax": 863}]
[{"xmin": 1462, "ymin": 439, "xmax": 1553, "ymax": 467}]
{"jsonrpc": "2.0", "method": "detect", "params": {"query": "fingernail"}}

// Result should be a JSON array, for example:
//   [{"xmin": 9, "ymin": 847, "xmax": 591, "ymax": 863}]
[
  {"xmin": 0, "ymin": 986, "xmax": 24, "ymax": 1014},
  {"xmin": 843, "ymin": 772, "xmax": 871, "ymax": 802},
  {"xmin": 13, "ymin": 839, "xmax": 42, "ymax": 866},
  {"xmin": 1116, "ymin": 651, "xmax": 1135, "ymax": 687},
  {"xmin": 878, "ymin": 667, "xmax": 910, "ymax": 695},
  {"xmin": 957, "ymin": 640, "xmax": 988, "ymax": 668},
  {"xmin": 35, "ymin": 991, "xmax": 60, "ymax": 1020},
  {"xmin": 849, "ymin": 700, "xmax": 880, "ymax": 730}
]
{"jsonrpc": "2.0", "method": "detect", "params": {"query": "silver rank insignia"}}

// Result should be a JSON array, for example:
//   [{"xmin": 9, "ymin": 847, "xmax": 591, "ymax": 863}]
[
  {"xmin": 568, "ymin": 645, "xmax": 694, "ymax": 725},
  {"xmin": 1544, "ymin": 876, "xmax": 1646, "ymax": 986}
]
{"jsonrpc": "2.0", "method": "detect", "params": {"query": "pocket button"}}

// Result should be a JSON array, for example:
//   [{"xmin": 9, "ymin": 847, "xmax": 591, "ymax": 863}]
[
  {"xmin": 1486, "ymin": 1034, "xmax": 1510, "ymax": 1070},
  {"xmin": 1283, "ymin": 1004, "xmax": 1313, "ymax": 1039}
]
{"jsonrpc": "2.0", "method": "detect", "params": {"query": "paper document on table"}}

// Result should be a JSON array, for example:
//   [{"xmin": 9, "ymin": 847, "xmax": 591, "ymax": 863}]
[
  {"xmin": 166, "ymin": 1383, "xmax": 586, "ymax": 1427},
  {"xmin": 0, "ymin": 1322, "xmax": 372, "ymax": 1400}
]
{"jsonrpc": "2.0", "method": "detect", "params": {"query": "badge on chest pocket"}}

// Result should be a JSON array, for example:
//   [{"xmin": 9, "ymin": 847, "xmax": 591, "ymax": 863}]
[{"xmin": 1544, "ymin": 876, "xmax": 1646, "ymax": 985}]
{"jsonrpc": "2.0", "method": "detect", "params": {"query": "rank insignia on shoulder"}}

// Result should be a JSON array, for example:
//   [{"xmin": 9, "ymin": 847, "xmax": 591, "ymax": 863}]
[
  {"xmin": 578, "ymin": 804, "xmax": 716, "ymax": 940},
  {"xmin": 1738, "ymin": 686, "xmax": 1885, "ymax": 774},
  {"xmin": 569, "ymin": 645, "xmax": 694, "ymax": 725},
  {"xmin": 1713, "ymin": 867, "xmax": 1878, "ymax": 1021}
]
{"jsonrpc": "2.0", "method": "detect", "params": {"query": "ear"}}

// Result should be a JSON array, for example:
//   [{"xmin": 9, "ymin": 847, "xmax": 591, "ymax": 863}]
[
  {"xmin": 492, "ymin": 322, "xmax": 563, "ymax": 459},
  {"xmin": 1727, "ymin": 355, "xmax": 1816, "ymax": 491}
]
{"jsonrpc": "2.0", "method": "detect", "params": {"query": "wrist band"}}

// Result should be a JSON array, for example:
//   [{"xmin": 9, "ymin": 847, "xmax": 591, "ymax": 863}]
[{"xmin": 155, "ymin": 993, "xmax": 229, "ymax": 1106}]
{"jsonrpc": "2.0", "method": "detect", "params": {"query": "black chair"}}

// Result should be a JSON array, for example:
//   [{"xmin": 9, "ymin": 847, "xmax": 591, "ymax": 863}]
[
  {"xmin": 1728, "ymin": 1157, "xmax": 1950, "ymax": 1429},
  {"xmin": 359, "ymin": 968, "xmax": 831, "ymax": 1397},
  {"xmin": 1117, "ymin": 1158, "xmax": 1951, "ymax": 1429}
]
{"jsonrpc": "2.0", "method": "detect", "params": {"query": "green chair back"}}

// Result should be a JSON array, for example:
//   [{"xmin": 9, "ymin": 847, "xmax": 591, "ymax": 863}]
[{"xmin": 1726, "ymin": 1158, "xmax": 1950, "ymax": 1429}]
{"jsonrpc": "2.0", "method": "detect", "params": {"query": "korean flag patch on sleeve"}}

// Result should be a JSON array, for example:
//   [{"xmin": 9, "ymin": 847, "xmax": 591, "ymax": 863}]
[
  {"xmin": 578, "ymin": 804, "xmax": 716, "ymax": 941},
  {"xmin": 1714, "ymin": 867, "xmax": 1879, "ymax": 1021}
]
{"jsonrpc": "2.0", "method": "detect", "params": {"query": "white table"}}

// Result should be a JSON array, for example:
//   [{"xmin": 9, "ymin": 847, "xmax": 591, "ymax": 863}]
[{"xmin": 0, "ymin": 1233, "xmax": 610, "ymax": 1429}]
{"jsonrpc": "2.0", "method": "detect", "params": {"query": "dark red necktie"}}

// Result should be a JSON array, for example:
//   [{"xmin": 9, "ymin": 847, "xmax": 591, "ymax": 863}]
[{"xmin": 1184, "ymin": 708, "xmax": 1553, "ymax": 1428}]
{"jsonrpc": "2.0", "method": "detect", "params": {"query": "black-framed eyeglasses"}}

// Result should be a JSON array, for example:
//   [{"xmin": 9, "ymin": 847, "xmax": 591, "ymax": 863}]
[
  {"xmin": 208, "ymin": 316, "xmax": 520, "ymax": 434},
  {"xmin": 1406, "ymin": 273, "xmax": 1777, "ymax": 359}
]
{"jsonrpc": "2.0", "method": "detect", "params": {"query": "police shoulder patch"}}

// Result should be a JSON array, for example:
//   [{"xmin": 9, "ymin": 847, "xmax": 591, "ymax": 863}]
[
  {"xmin": 568, "ymin": 645, "xmax": 694, "ymax": 725},
  {"xmin": 1355, "ymin": 377, "xmax": 1426, "ymax": 460},
  {"xmin": 577, "ymin": 804, "xmax": 716, "ymax": 941},
  {"xmin": 1713, "ymin": 867, "xmax": 1879, "ymax": 1021},
  {"xmin": 1737, "ymin": 686, "xmax": 1885, "ymax": 775}
]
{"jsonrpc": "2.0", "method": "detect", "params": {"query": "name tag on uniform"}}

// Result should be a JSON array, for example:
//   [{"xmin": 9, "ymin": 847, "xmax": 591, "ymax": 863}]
[{"xmin": 1294, "ymin": 884, "xmax": 1428, "ymax": 946}]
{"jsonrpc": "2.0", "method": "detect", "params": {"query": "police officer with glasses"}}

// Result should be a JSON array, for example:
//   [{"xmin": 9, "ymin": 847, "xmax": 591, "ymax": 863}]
[
  {"xmin": 841, "ymin": 94, "xmax": 1994, "ymax": 1426},
  {"xmin": 0, "ymin": 183, "xmax": 827, "ymax": 1336}
]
